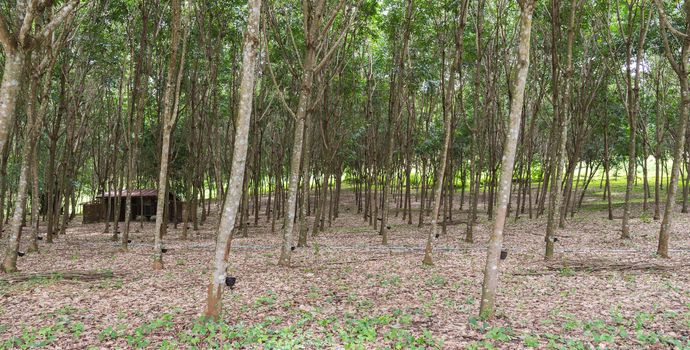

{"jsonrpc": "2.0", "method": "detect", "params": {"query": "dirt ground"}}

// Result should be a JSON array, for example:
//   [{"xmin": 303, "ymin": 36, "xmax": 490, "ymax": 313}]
[{"xmin": 0, "ymin": 195, "xmax": 689, "ymax": 349}]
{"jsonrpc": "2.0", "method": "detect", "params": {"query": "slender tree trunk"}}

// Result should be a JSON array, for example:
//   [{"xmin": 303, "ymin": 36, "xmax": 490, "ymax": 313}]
[
  {"xmin": 27, "ymin": 141, "xmax": 40, "ymax": 253},
  {"xmin": 277, "ymin": 1, "xmax": 322, "ymax": 266},
  {"xmin": 423, "ymin": 0, "xmax": 467, "ymax": 265},
  {"xmin": 622, "ymin": 1, "xmax": 650, "ymax": 238},
  {"xmin": 123, "ymin": 5, "xmax": 149, "ymax": 250},
  {"xmin": 466, "ymin": 0, "xmax": 484, "ymax": 243},
  {"xmin": 545, "ymin": 0, "xmax": 577, "ymax": 259},
  {"xmin": 656, "ymin": 0, "xmax": 690, "ymax": 256},
  {"xmin": 204, "ymin": 0, "xmax": 260, "ymax": 319},
  {"xmin": 479, "ymin": 0, "xmax": 534, "ymax": 318},
  {"xmin": 1, "ymin": 79, "xmax": 41, "ymax": 272},
  {"xmin": 604, "ymin": 103, "xmax": 614, "ymax": 220},
  {"xmin": 0, "ymin": 52, "xmax": 25, "ymax": 159},
  {"xmin": 0, "ymin": 143, "xmax": 31, "ymax": 272},
  {"xmin": 298, "ymin": 114, "xmax": 313, "ymax": 247},
  {"xmin": 153, "ymin": 0, "xmax": 184, "ymax": 270}
]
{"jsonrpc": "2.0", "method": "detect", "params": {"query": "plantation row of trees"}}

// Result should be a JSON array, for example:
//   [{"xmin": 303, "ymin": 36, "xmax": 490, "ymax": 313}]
[{"xmin": 0, "ymin": 0, "xmax": 689, "ymax": 318}]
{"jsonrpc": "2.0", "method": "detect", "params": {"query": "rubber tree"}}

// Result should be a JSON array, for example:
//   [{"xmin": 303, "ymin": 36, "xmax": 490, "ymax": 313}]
[
  {"xmin": 654, "ymin": 0, "xmax": 690, "ymax": 258},
  {"xmin": 271, "ymin": 0, "xmax": 359, "ymax": 267},
  {"xmin": 123, "ymin": 2, "xmax": 152, "ymax": 251},
  {"xmin": 380, "ymin": 0, "xmax": 414, "ymax": 245},
  {"xmin": 479, "ymin": 0, "xmax": 535, "ymax": 319},
  {"xmin": 0, "ymin": 69, "xmax": 43, "ymax": 272},
  {"xmin": 545, "ymin": 0, "xmax": 578, "ymax": 259},
  {"xmin": 153, "ymin": 0, "xmax": 186, "ymax": 270},
  {"xmin": 204, "ymin": 0, "xmax": 261, "ymax": 319},
  {"xmin": 0, "ymin": 0, "xmax": 80, "ymax": 165},
  {"xmin": 618, "ymin": 0, "xmax": 651, "ymax": 239},
  {"xmin": 422, "ymin": 0, "xmax": 468, "ymax": 266}
]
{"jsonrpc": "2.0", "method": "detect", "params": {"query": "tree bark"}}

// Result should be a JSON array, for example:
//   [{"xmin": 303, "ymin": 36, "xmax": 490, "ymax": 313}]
[
  {"xmin": 153, "ymin": 0, "xmax": 184, "ymax": 270},
  {"xmin": 655, "ymin": 0, "xmax": 690, "ymax": 258},
  {"xmin": 1, "ymin": 74, "xmax": 42, "ymax": 272},
  {"xmin": 479, "ymin": 0, "xmax": 534, "ymax": 319},
  {"xmin": 0, "ymin": 52, "xmax": 25, "ymax": 160},
  {"xmin": 423, "ymin": 0, "xmax": 466, "ymax": 265},
  {"xmin": 204, "ymin": 0, "xmax": 261, "ymax": 319}
]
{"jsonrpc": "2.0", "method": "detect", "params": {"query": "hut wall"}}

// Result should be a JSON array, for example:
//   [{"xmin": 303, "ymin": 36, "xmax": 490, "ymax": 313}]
[{"xmin": 82, "ymin": 203, "xmax": 103, "ymax": 223}]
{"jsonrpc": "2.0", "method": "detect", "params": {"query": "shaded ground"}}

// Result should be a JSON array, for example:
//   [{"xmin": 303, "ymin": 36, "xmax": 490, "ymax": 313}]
[{"xmin": 0, "ymin": 194, "xmax": 689, "ymax": 349}]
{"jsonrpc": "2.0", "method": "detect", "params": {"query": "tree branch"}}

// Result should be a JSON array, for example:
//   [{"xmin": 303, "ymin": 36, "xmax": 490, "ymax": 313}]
[
  {"xmin": 317, "ymin": 0, "xmax": 347, "ymax": 42},
  {"xmin": 18, "ymin": 0, "xmax": 38, "ymax": 48},
  {"xmin": 314, "ymin": 1, "xmax": 360, "ymax": 74},
  {"xmin": 654, "ymin": 0, "xmax": 689, "ymax": 39},
  {"xmin": 263, "ymin": 16, "xmax": 296, "ymax": 120},
  {"xmin": 0, "ymin": 13, "xmax": 16, "ymax": 52},
  {"xmin": 32, "ymin": 0, "xmax": 80, "ymax": 49},
  {"xmin": 654, "ymin": 0, "xmax": 682, "ymax": 76}
]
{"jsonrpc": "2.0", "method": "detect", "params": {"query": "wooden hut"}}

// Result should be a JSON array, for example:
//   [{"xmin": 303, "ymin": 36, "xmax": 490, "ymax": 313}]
[{"xmin": 82, "ymin": 189, "xmax": 183, "ymax": 223}]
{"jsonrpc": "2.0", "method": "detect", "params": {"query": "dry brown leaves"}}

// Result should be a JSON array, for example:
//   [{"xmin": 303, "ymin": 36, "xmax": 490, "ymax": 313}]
[{"xmin": 0, "ymin": 197, "xmax": 688, "ymax": 349}]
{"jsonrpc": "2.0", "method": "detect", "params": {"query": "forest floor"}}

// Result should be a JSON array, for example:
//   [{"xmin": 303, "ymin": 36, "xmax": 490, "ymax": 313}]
[{"xmin": 0, "ymin": 194, "xmax": 689, "ymax": 349}]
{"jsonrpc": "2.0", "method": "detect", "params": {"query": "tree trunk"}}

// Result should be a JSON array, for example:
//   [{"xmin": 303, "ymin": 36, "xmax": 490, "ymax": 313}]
[
  {"xmin": 204, "ymin": 0, "xmax": 260, "ymax": 319},
  {"xmin": 423, "ymin": 0, "xmax": 466, "ymax": 265},
  {"xmin": 277, "ymin": 2, "xmax": 321, "ymax": 266},
  {"xmin": 27, "ymin": 141, "xmax": 40, "ymax": 253},
  {"xmin": 479, "ymin": 0, "xmax": 534, "ymax": 318},
  {"xmin": 0, "ymin": 52, "xmax": 25, "ymax": 159},
  {"xmin": 656, "ymin": 0, "xmax": 690, "ymax": 257},
  {"xmin": 545, "ymin": 0, "xmax": 577, "ymax": 260},
  {"xmin": 1, "ymin": 77, "xmax": 41, "ymax": 272},
  {"xmin": 153, "ymin": 0, "xmax": 184, "ymax": 270}
]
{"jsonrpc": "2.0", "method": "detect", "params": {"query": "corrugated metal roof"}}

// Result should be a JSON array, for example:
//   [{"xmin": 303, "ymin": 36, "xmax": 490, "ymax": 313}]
[{"xmin": 98, "ymin": 189, "xmax": 161, "ymax": 198}]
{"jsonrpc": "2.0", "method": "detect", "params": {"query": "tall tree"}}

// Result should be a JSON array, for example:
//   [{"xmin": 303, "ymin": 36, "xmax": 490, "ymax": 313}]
[
  {"xmin": 422, "ymin": 0, "xmax": 468, "ymax": 265},
  {"xmin": 0, "ymin": 59, "xmax": 43, "ymax": 272},
  {"xmin": 617, "ymin": 0, "xmax": 650, "ymax": 239},
  {"xmin": 153, "ymin": 0, "xmax": 186, "ymax": 270},
  {"xmin": 479, "ymin": 0, "xmax": 535, "ymax": 318},
  {"xmin": 204, "ymin": 0, "xmax": 261, "ymax": 319},
  {"xmin": 654, "ymin": 0, "xmax": 690, "ymax": 258},
  {"xmin": 0, "ymin": 0, "xmax": 80, "ymax": 160},
  {"xmin": 269, "ymin": 0, "xmax": 359, "ymax": 267},
  {"xmin": 544, "ymin": 0, "xmax": 578, "ymax": 259},
  {"xmin": 380, "ymin": 0, "xmax": 414, "ymax": 244}
]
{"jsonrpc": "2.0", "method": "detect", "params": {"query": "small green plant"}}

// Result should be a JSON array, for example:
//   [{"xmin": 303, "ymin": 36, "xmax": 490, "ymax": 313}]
[
  {"xmin": 98, "ymin": 325, "xmax": 120, "ymax": 341},
  {"xmin": 663, "ymin": 280, "xmax": 681, "ymax": 293},
  {"xmin": 380, "ymin": 275, "xmax": 402, "ymax": 287},
  {"xmin": 254, "ymin": 291, "xmax": 277, "ymax": 307},
  {"xmin": 357, "ymin": 298, "xmax": 375, "ymax": 310},
  {"xmin": 485, "ymin": 327, "xmax": 512, "ymax": 342},
  {"xmin": 306, "ymin": 285, "xmax": 321, "ymax": 300},
  {"xmin": 468, "ymin": 316, "xmax": 489, "ymax": 332},
  {"xmin": 609, "ymin": 306, "xmax": 625, "ymax": 325},
  {"xmin": 559, "ymin": 267, "xmax": 575, "ymax": 277},
  {"xmin": 640, "ymin": 211, "xmax": 652, "ymax": 223},
  {"xmin": 52, "ymin": 305, "xmax": 77, "ymax": 316},
  {"xmin": 636, "ymin": 330, "xmax": 660, "ymax": 345},
  {"xmin": 634, "ymin": 311, "xmax": 654, "ymax": 330},
  {"xmin": 523, "ymin": 334, "xmax": 539, "ymax": 347},
  {"xmin": 70, "ymin": 322, "xmax": 85, "ymax": 338},
  {"xmin": 563, "ymin": 319, "xmax": 579, "ymax": 331},
  {"xmin": 442, "ymin": 298, "xmax": 457, "ymax": 308},
  {"xmin": 425, "ymin": 273, "xmax": 447, "ymax": 286}
]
